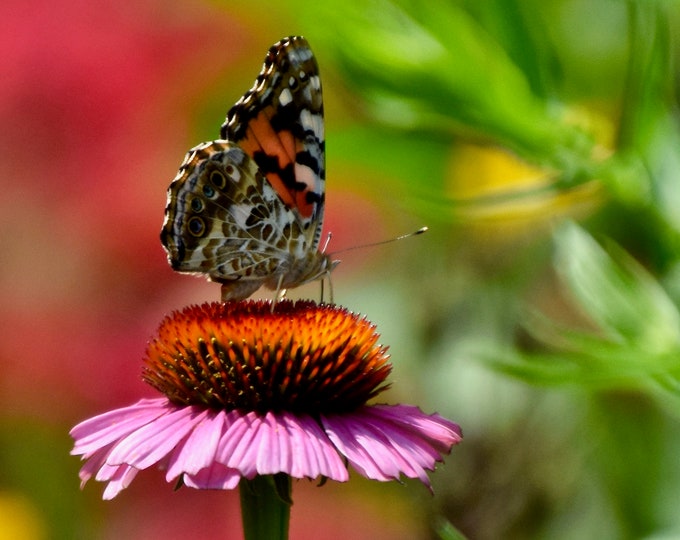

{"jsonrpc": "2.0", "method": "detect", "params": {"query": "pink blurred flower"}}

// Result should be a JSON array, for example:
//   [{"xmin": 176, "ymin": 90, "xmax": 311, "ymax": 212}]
[{"xmin": 70, "ymin": 301, "xmax": 462, "ymax": 499}]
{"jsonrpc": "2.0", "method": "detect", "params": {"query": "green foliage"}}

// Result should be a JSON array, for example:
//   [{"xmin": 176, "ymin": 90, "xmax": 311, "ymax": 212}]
[
  {"xmin": 303, "ymin": 0, "xmax": 596, "ymax": 173},
  {"xmin": 492, "ymin": 223, "xmax": 680, "ymax": 411}
]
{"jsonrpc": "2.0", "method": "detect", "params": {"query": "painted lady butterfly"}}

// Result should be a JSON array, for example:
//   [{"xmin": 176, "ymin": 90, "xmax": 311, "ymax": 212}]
[{"xmin": 161, "ymin": 36, "xmax": 336, "ymax": 302}]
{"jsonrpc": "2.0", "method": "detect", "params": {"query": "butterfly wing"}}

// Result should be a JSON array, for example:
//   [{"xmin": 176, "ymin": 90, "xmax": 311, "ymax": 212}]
[
  {"xmin": 221, "ymin": 36, "xmax": 325, "ymax": 251},
  {"xmin": 161, "ymin": 36, "xmax": 331, "ymax": 301},
  {"xmin": 161, "ymin": 142, "xmax": 308, "ymax": 285}
]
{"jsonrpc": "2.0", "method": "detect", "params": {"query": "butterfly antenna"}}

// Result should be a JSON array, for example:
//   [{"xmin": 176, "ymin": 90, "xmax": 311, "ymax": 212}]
[
  {"xmin": 321, "ymin": 231, "xmax": 333, "ymax": 254},
  {"xmin": 329, "ymin": 226, "xmax": 428, "ymax": 256}
]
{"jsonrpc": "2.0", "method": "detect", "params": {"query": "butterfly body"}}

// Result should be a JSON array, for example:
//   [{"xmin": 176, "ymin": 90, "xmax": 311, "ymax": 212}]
[{"xmin": 161, "ymin": 36, "xmax": 335, "ymax": 301}]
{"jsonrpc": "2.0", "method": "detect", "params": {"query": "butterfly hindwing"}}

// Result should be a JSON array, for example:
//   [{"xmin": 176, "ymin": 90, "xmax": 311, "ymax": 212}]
[{"xmin": 162, "ymin": 142, "xmax": 304, "ymax": 274}]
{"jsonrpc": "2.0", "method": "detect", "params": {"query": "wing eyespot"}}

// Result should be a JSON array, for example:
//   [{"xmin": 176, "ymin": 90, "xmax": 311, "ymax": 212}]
[
  {"xmin": 190, "ymin": 197, "xmax": 204, "ymax": 213},
  {"xmin": 187, "ymin": 216, "xmax": 207, "ymax": 237},
  {"xmin": 210, "ymin": 170, "xmax": 227, "ymax": 189},
  {"xmin": 202, "ymin": 184, "xmax": 216, "ymax": 198}
]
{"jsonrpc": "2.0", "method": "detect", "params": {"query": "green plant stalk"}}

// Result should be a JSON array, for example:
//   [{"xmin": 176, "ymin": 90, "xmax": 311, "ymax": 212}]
[{"xmin": 240, "ymin": 474, "xmax": 291, "ymax": 540}]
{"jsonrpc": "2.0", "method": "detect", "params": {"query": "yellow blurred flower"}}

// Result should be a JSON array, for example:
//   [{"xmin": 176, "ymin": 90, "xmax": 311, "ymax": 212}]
[
  {"xmin": 444, "ymin": 104, "xmax": 614, "ymax": 241},
  {"xmin": 0, "ymin": 493, "xmax": 47, "ymax": 540}
]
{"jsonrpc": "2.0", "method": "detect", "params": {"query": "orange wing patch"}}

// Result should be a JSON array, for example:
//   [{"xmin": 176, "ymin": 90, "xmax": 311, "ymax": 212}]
[
  {"xmin": 221, "ymin": 36, "xmax": 325, "ymax": 228},
  {"xmin": 237, "ymin": 110, "xmax": 298, "ymax": 209}
]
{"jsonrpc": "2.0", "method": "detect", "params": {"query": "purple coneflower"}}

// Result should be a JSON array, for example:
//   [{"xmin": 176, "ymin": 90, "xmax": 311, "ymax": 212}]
[{"xmin": 70, "ymin": 300, "xmax": 461, "ymax": 538}]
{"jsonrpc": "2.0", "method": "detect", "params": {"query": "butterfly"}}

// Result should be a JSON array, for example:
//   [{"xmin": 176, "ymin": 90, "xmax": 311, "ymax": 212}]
[{"xmin": 161, "ymin": 36, "xmax": 337, "ymax": 302}]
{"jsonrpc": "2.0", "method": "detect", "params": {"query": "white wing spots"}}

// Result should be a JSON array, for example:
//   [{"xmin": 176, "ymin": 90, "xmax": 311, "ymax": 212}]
[
  {"xmin": 279, "ymin": 87, "xmax": 293, "ymax": 107},
  {"xmin": 300, "ymin": 108, "xmax": 324, "ymax": 141},
  {"xmin": 230, "ymin": 203, "xmax": 253, "ymax": 229},
  {"xmin": 300, "ymin": 47, "xmax": 313, "ymax": 61},
  {"xmin": 287, "ymin": 233, "xmax": 308, "ymax": 259},
  {"xmin": 260, "ymin": 181, "xmax": 281, "ymax": 203},
  {"xmin": 294, "ymin": 162, "xmax": 319, "ymax": 194},
  {"xmin": 194, "ymin": 141, "xmax": 217, "ymax": 152},
  {"xmin": 217, "ymin": 157, "xmax": 242, "ymax": 183},
  {"xmin": 289, "ymin": 43, "xmax": 313, "ymax": 64}
]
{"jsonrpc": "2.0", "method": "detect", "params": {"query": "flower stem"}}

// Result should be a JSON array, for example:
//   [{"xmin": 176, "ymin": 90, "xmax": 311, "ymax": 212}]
[{"xmin": 239, "ymin": 474, "xmax": 291, "ymax": 540}]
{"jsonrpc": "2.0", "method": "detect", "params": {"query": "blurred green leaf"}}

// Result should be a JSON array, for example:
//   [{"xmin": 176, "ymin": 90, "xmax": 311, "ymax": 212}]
[
  {"xmin": 301, "ymin": 0, "xmax": 596, "ymax": 173},
  {"xmin": 618, "ymin": 1, "xmax": 672, "ymax": 152},
  {"xmin": 330, "ymin": 125, "xmax": 450, "ymax": 195},
  {"xmin": 435, "ymin": 517, "xmax": 468, "ymax": 540},
  {"xmin": 461, "ymin": 0, "xmax": 562, "ymax": 98},
  {"xmin": 486, "ymin": 223, "xmax": 680, "ymax": 416},
  {"xmin": 615, "ymin": 1, "xmax": 680, "ymax": 230},
  {"xmin": 554, "ymin": 222, "xmax": 680, "ymax": 353}
]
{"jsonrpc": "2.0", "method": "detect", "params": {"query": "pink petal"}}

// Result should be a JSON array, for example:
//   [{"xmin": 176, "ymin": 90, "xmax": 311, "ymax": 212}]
[
  {"xmin": 184, "ymin": 462, "xmax": 241, "ymax": 490},
  {"xmin": 165, "ymin": 409, "xmax": 225, "ymax": 480},
  {"xmin": 322, "ymin": 415, "xmax": 388, "ymax": 480},
  {"xmin": 71, "ymin": 397, "xmax": 460, "ymax": 499},
  {"xmin": 105, "ymin": 405, "xmax": 203, "ymax": 469},
  {"xmin": 322, "ymin": 405, "xmax": 462, "ymax": 488},
  {"xmin": 77, "ymin": 446, "xmax": 110, "ymax": 486},
  {"xmin": 368, "ymin": 405, "xmax": 463, "ymax": 451},
  {"xmin": 216, "ymin": 412, "xmax": 260, "ymax": 478},
  {"xmin": 215, "ymin": 411, "xmax": 347, "ymax": 481},
  {"xmin": 101, "ymin": 465, "xmax": 140, "ymax": 500},
  {"xmin": 255, "ymin": 413, "xmax": 287, "ymax": 474},
  {"xmin": 70, "ymin": 398, "xmax": 172, "ymax": 456},
  {"xmin": 290, "ymin": 414, "xmax": 348, "ymax": 481},
  {"xmin": 343, "ymin": 417, "xmax": 431, "ymax": 485}
]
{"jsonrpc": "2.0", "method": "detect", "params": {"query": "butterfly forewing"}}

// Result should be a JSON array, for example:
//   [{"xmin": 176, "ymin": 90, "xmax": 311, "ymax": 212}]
[
  {"xmin": 221, "ymin": 36, "xmax": 325, "ymax": 247},
  {"xmin": 161, "ymin": 36, "xmax": 332, "ymax": 301}
]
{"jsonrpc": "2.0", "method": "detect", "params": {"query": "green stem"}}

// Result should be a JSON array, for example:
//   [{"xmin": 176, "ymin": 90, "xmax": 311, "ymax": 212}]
[{"xmin": 239, "ymin": 474, "xmax": 291, "ymax": 540}]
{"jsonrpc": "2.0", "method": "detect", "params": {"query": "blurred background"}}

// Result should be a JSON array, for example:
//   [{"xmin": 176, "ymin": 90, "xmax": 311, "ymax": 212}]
[{"xmin": 2, "ymin": 0, "xmax": 680, "ymax": 538}]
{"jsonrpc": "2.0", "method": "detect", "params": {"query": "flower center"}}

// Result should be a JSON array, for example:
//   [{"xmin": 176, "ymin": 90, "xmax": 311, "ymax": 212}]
[{"xmin": 143, "ymin": 301, "xmax": 392, "ymax": 414}]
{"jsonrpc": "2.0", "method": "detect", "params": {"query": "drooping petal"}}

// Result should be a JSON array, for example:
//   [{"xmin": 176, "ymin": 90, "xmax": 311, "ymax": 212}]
[
  {"xmin": 184, "ymin": 462, "xmax": 242, "ymax": 490},
  {"xmin": 216, "ymin": 412, "xmax": 260, "ymax": 478},
  {"xmin": 367, "ymin": 405, "xmax": 463, "ymax": 452},
  {"xmin": 255, "ymin": 412, "xmax": 288, "ymax": 475},
  {"xmin": 105, "ymin": 405, "xmax": 202, "ymax": 469},
  {"xmin": 322, "ymin": 405, "xmax": 462, "ymax": 488},
  {"xmin": 70, "ymin": 398, "xmax": 172, "ymax": 456},
  {"xmin": 99, "ymin": 463, "xmax": 140, "ymax": 501},
  {"xmin": 321, "ymin": 413, "xmax": 388, "ymax": 480},
  {"xmin": 212, "ymin": 411, "xmax": 348, "ymax": 481},
  {"xmin": 347, "ymin": 407, "xmax": 456, "ymax": 479},
  {"xmin": 291, "ymin": 414, "xmax": 349, "ymax": 481},
  {"xmin": 77, "ymin": 446, "xmax": 111, "ymax": 486},
  {"xmin": 165, "ymin": 408, "xmax": 225, "ymax": 480}
]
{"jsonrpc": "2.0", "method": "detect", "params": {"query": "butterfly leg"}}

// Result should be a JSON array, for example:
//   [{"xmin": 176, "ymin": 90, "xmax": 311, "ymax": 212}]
[
  {"xmin": 271, "ymin": 274, "xmax": 288, "ymax": 312},
  {"xmin": 319, "ymin": 270, "xmax": 334, "ymax": 305}
]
